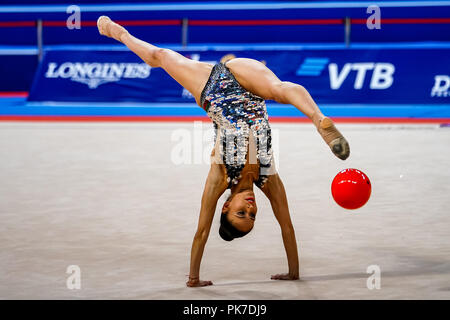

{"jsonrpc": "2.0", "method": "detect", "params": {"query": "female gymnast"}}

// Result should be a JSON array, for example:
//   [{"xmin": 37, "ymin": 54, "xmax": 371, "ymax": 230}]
[{"xmin": 97, "ymin": 16, "xmax": 350, "ymax": 287}]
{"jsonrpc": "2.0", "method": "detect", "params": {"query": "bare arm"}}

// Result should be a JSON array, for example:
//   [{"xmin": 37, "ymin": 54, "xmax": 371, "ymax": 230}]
[
  {"xmin": 187, "ymin": 163, "xmax": 228, "ymax": 287},
  {"xmin": 259, "ymin": 173, "xmax": 300, "ymax": 280}
]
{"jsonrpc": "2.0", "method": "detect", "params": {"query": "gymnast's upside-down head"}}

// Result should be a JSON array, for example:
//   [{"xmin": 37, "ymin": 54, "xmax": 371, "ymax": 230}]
[{"xmin": 219, "ymin": 189, "xmax": 257, "ymax": 241}]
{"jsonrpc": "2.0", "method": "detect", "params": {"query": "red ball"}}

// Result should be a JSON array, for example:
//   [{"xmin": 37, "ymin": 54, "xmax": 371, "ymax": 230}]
[{"xmin": 331, "ymin": 168, "xmax": 371, "ymax": 210}]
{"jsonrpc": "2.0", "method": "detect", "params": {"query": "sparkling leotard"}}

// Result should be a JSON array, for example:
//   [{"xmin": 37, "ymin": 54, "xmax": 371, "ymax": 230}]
[{"xmin": 200, "ymin": 62, "xmax": 276, "ymax": 188}]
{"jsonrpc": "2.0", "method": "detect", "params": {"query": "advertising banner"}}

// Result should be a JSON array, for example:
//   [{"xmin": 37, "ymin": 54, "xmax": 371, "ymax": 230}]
[{"xmin": 28, "ymin": 47, "xmax": 450, "ymax": 104}]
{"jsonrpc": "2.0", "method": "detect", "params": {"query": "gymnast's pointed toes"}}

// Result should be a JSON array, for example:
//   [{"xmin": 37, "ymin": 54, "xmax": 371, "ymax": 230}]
[
  {"xmin": 97, "ymin": 16, "xmax": 111, "ymax": 36},
  {"xmin": 331, "ymin": 137, "xmax": 350, "ymax": 160}
]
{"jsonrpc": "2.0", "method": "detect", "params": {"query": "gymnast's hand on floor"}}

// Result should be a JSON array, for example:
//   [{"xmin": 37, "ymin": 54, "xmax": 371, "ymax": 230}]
[
  {"xmin": 186, "ymin": 277, "xmax": 213, "ymax": 287},
  {"xmin": 271, "ymin": 273, "xmax": 300, "ymax": 280}
]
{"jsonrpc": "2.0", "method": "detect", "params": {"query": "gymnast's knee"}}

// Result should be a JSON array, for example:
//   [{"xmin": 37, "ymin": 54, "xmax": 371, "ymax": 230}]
[
  {"xmin": 269, "ymin": 81, "xmax": 291, "ymax": 103},
  {"xmin": 270, "ymin": 81, "xmax": 306, "ymax": 104},
  {"xmin": 147, "ymin": 48, "xmax": 170, "ymax": 68}
]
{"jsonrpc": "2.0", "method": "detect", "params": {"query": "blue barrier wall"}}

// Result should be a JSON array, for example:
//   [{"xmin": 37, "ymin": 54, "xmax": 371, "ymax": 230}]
[
  {"xmin": 0, "ymin": 48, "xmax": 38, "ymax": 91},
  {"xmin": 27, "ymin": 44, "xmax": 450, "ymax": 104},
  {"xmin": 1, "ymin": 2, "xmax": 449, "ymax": 45}
]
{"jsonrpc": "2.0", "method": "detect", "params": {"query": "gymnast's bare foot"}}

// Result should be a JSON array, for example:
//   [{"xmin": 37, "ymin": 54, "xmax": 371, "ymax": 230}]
[
  {"xmin": 271, "ymin": 273, "xmax": 300, "ymax": 280},
  {"xmin": 312, "ymin": 113, "xmax": 350, "ymax": 160},
  {"xmin": 97, "ymin": 16, "xmax": 129, "ymax": 42}
]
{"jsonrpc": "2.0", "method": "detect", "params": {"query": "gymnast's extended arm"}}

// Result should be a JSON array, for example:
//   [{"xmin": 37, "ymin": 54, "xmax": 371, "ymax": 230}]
[
  {"xmin": 259, "ymin": 174, "xmax": 300, "ymax": 280},
  {"xmin": 187, "ymin": 163, "xmax": 228, "ymax": 287}
]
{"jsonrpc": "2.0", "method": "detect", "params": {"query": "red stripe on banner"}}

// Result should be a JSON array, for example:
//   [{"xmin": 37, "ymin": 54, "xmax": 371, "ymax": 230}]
[
  {"xmin": 0, "ymin": 115, "xmax": 211, "ymax": 122},
  {"xmin": 270, "ymin": 117, "xmax": 450, "ymax": 124},
  {"xmin": 0, "ymin": 115, "xmax": 449, "ymax": 124},
  {"xmin": 0, "ymin": 21, "xmax": 36, "ymax": 27},
  {"xmin": 42, "ymin": 21, "xmax": 83, "ymax": 27},
  {"xmin": 189, "ymin": 19, "xmax": 343, "ymax": 26},
  {"xmin": 43, "ymin": 19, "xmax": 341, "ymax": 27},
  {"xmin": 0, "ymin": 92, "xmax": 29, "ymax": 98},
  {"xmin": 42, "ymin": 19, "xmax": 181, "ymax": 27},
  {"xmin": 352, "ymin": 18, "xmax": 450, "ymax": 24}
]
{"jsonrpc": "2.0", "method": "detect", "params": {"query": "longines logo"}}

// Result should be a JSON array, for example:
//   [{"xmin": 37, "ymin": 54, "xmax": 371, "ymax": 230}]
[{"xmin": 44, "ymin": 62, "xmax": 151, "ymax": 89}]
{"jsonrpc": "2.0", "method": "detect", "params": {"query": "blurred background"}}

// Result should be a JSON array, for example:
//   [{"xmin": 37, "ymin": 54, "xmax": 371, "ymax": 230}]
[{"xmin": 0, "ymin": 0, "xmax": 449, "ymax": 122}]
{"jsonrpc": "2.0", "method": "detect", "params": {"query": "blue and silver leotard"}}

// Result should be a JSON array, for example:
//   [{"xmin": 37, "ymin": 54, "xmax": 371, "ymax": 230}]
[{"xmin": 200, "ymin": 62, "xmax": 276, "ymax": 188}]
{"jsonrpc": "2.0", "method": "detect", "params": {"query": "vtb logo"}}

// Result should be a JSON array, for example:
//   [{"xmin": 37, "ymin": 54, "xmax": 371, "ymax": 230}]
[{"xmin": 297, "ymin": 58, "xmax": 395, "ymax": 90}]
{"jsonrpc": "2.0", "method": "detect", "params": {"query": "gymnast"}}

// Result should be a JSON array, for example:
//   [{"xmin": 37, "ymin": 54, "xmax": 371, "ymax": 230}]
[{"xmin": 97, "ymin": 16, "xmax": 350, "ymax": 287}]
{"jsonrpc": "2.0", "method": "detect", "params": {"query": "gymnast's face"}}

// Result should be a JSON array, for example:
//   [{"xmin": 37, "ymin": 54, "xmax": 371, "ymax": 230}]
[{"xmin": 222, "ymin": 189, "xmax": 257, "ymax": 233}]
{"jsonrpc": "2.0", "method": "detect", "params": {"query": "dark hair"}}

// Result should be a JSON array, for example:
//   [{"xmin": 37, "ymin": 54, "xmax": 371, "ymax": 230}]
[{"xmin": 219, "ymin": 212, "xmax": 251, "ymax": 242}]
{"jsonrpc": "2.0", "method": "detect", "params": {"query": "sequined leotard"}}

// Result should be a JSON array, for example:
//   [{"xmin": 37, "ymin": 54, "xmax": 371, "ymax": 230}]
[{"xmin": 200, "ymin": 62, "xmax": 276, "ymax": 188}]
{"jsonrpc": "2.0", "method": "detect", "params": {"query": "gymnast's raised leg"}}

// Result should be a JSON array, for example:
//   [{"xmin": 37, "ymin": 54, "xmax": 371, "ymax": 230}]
[
  {"xmin": 224, "ymin": 58, "xmax": 349, "ymax": 160},
  {"xmin": 97, "ymin": 16, "xmax": 213, "ymax": 107}
]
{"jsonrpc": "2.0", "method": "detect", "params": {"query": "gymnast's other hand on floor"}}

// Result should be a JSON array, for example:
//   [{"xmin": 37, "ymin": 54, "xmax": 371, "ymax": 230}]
[{"xmin": 186, "ymin": 278, "xmax": 213, "ymax": 287}]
